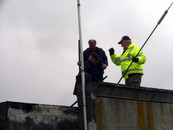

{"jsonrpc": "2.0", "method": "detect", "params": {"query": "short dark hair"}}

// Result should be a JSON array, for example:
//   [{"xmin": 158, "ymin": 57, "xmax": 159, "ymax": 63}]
[{"xmin": 88, "ymin": 39, "xmax": 96, "ymax": 44}]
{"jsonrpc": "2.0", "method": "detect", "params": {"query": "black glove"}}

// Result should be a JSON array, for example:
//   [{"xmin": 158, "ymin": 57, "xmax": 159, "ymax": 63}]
[
  {"xmin": 109, "ymin": 48, "xmax": 114, "ymax": 55},
  {"xmin": 132, "ymin": 57, "xmax": 139, "ymax": 63}
]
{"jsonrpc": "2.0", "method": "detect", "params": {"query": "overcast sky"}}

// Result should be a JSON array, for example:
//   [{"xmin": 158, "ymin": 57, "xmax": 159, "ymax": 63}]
[{"xmin": 0, "ymin": 0, "xmax": 173, "ymax": 106}]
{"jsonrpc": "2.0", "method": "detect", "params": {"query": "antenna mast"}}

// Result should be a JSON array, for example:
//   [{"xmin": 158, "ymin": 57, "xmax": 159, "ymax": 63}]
[{"xmin": 77, "ymin": 0, "xmax": 88, "ymax": 129}]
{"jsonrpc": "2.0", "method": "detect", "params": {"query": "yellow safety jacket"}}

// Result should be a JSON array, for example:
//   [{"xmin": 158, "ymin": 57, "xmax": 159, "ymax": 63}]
[{"xmin": 110, "ymin": 43, "xmax": 146, "ymax": 79}]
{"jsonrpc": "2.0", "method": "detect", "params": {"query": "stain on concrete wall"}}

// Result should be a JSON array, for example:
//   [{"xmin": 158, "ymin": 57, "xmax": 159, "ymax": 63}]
[{"xmin": 95, "ymin": 99, "xmax": 103, "ymax": 130}]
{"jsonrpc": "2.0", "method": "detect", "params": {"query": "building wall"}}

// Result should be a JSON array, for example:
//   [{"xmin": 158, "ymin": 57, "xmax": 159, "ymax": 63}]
[
  {"xmin": 76, "ymin": 82, "xmax": 173, "ymax": 130},
  {"xmin": 0, "ymin": 101, "xmax": 79, "ymax": 130},
  {"xmin": 94, "ymin": 97, "xmax": 173, "ymax": 130},
  {"xmin": 1, "ymin": 82, "xmax": 173, "ymax": 130}
]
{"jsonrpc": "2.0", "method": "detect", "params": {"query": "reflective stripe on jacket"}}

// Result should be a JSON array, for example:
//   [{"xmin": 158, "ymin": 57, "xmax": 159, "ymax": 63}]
[{"xmin": 110, "ymin": 43, "xmax": 146, "ymax": 79}]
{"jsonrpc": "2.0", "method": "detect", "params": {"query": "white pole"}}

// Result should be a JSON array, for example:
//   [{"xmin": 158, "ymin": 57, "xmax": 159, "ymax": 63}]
[{"xmin": 77, "ymin": 0, "xmax": 88, "ymax": 130}]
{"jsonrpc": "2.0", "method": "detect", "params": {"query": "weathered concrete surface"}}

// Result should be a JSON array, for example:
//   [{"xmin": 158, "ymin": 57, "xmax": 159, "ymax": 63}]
[
  {"xmin": 0, "ymin": 101, "xmax": 79, "ymax": 130},
  {"xmin": 76, "ymin": 82, "xmax": 173, "ymax": 130}
]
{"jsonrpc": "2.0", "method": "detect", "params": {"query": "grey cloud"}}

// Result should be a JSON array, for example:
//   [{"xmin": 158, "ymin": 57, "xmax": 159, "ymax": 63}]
[{"xmin": 0, "ymin": 0, "xmax": 173, "ymax": 105}]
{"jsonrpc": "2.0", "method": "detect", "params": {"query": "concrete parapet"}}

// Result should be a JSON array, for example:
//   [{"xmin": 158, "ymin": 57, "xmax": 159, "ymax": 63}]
[
  {"xmin": 0, "ymin": 101, "xmax": 79, "ymax": 130},
  {"xmin": 1, "ymin": 82, "xmax": 173, "ymax": 130},
  {"xmin": 76, "ymin": 82, "xmax": 173, "ymax": 130}
]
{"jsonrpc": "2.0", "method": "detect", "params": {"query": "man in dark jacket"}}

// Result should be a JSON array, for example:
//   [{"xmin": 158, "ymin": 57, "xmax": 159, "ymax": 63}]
[
  {"xmin": 73, "ymin": 52, "xmax": 102, "ymax": 95},
  {"xmin": 78, "ymin": 39, "xmax": 108, "ymax": 77},
  {"xmin": 84, "ymin": 52, "xmax": 103, "ymax": 81}
]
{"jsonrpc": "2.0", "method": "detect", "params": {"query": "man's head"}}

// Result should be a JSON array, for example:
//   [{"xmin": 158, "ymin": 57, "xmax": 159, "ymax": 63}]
[
  {"xmin": 89, "ymin": 52, "xmax": 100, "ymax": 66},
  {"xmin": 118, "ymin": 36, "xmax": 131, "ymax": 48},
  {"xmin": 88, "ymin": 39, "xmax": 96, "ymax": 50}
]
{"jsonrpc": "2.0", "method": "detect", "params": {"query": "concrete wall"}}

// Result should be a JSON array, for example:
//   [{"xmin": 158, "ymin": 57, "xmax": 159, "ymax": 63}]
[
  {"xmin": 2, "ymin": 82, "xmax": 173, "ymax": 130},
  {"xmin": 76, "ymin": 82, "xmax": 173, "ymax": 130},
  {"xmin": 0, "ymin": 101, "xmax": 79, "ymax": 130}
]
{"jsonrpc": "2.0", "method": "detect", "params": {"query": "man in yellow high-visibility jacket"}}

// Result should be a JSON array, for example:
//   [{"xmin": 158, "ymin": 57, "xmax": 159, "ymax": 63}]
[{"xmin": 109, "ymin": 36, "xmax": 146, "ymax": 87}]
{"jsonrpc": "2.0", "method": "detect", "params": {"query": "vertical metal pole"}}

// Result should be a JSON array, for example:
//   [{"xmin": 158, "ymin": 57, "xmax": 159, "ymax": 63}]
[
  {"xmin": 78, "ymin": 40, "xmax": 81, "ymax": 72},
  {"xmin": 0, "ymin": 40, "xmax": 2, "ymax": 102},
  {"xmin": 77, "ymin": 0, "xmax": 88, "ymax": 130}
]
